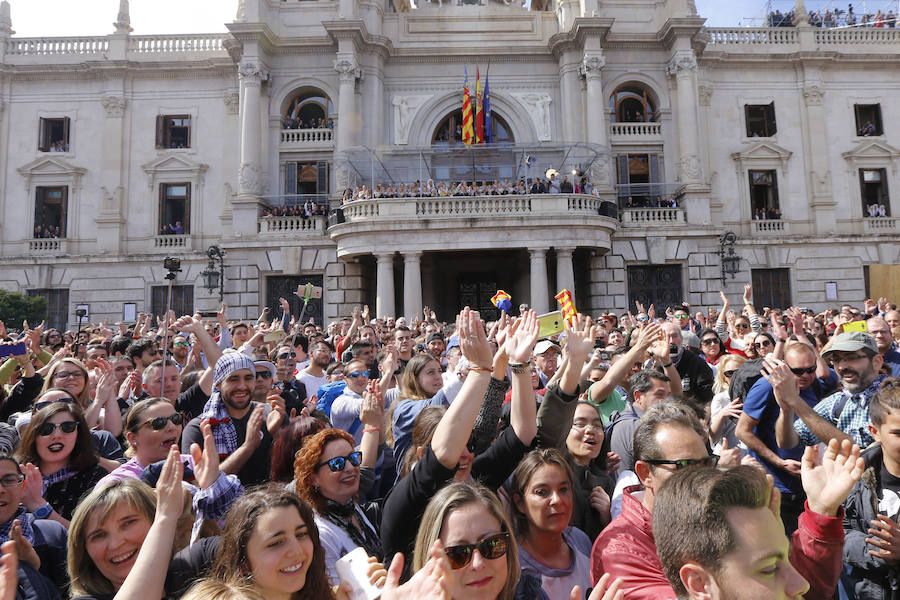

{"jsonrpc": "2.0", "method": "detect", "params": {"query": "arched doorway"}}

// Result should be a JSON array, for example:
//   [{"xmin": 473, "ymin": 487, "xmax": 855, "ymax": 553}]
[
  {"xmin": 430, "ymin": 109, "xmax": 515, "ymax": 145},
  {"xmin": 609, "ymin": 84, "xmax": 658, "ymax": 123},
  {"xmin": 283, "ymin": 90, "xmax": 334, "ymax": 129}
]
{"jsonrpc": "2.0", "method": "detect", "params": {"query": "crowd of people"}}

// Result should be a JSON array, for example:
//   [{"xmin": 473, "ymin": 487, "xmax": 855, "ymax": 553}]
[
  {"xmin": 281, "ymin": 116, "xmax": 334, "ymax": 130},
  {"xmin": 866, "ymin": 203, "xmax": 889, "ymax": 217},
  {"xmin": 31, "ymin": 225, "xmax": 63, "ymax": 240},
  {"xmin": 0, "ymin": 286, "xmax": 897, "ymax": 599},
  {"xmin": 767, "ymin": 6, "xmax": 897, "ymax": 28},
  {"xmin": 260, "ymin": 200, "xmax": 328, "ymax": 219}
]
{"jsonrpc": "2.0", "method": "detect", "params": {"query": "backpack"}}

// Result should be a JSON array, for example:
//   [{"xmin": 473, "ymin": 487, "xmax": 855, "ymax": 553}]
[
  {"xmin": 602, "ymin": 403, "xmax": 641, "ymax": 455},
  {"xmin": 728, "ymin": 358, "xmax": 767, "ymax": 402},
  {"xmin": 315, "ymin": 381, "xmax": 347, "ymax": 417}
]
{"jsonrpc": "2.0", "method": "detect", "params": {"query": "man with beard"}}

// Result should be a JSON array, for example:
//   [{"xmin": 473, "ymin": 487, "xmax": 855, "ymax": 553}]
[
  {"xmin": 181, "ymin": 353, "xmax": 282, "ymax": 486},
  {"xmin": 169, "ymin": 334, "xmax": 191, "ymax": 371},
  {"xmin": 774, "ymin": 331, "xmax": 886, "ymax": 451},
  {"xmin": 296, "ymin": 340, "xmax": 332, "ymax": 399},
  {"xmin": 865, "ymin": 317, "xmax": 900, "ymax": 377},
  {"xmin": 393, "ymin": 326, "xmax": 414, "ymax": 371}
]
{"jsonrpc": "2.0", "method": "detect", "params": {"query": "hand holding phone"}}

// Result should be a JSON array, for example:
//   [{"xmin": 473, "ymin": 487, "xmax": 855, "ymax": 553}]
[{"xmin": 335, "ymin": 547, "xmax": 383, "ymax": 600}]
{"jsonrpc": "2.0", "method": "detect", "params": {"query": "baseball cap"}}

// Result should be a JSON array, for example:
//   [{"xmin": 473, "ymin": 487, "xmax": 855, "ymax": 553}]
[
  {"xmin": 821, "ymin": 331, "xmax": 878, "ymax": 359},
  {"xmin": 213, "ymin": 353, "xmax": 256, "ymax": 387},
  {"xmin": 254, "ymin": 360, "xmax": 277, "ymax": 379},
  {"xmin": 534, "ymin": 340, "xmax": 560, "ymax": 355},
  {"xmin": 426, "ymin": 332, "xmax": 444, "ymax": 345}
]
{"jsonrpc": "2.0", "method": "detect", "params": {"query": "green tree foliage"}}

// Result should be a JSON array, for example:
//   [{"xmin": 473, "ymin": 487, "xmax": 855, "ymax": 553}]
[{"xmin": 0, "ymin": 290, "xmax": 47, "ymax": 331}]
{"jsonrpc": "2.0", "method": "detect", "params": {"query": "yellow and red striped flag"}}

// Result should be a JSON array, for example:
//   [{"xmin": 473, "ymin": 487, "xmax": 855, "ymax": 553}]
[
  {"xmin": 555, "ymin": 289, "xmax": 577, "ymax": 327},
  {"xmin": 475, "ymin": 66, "xmax": 484, "ymax": 144},
  {"xmin": 462, "ymin": 67, "xmax": 474, "ymax": 146}
]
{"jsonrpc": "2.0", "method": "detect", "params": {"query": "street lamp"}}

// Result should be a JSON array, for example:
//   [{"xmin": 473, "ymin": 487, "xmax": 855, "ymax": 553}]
[
  {"xmin": 719, "ymin": 231, "xmax": 741, "ymax": 284},
  {"xmin": 201, "ymin": 245, "xmax": 225, "ymax": 301}
]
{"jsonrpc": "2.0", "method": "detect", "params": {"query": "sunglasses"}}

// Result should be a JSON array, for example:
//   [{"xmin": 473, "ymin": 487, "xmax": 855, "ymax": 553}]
[
  {"xmin": 173, "ymin": 341, "xmax": 189, "ymax": 347},
  {"xmin": 33, "ymin": 399, "xmax": 72, "ymax": 413},
  {"xmin": 700, "ymin": 338, "xmax": 719, "ymax": 345},
  {"xmin": 36, "ymin": 421, "xmax": 78, "ymax": 436},
  {"xmin": 644, "ymin": 454, "xmax": 720, "ymax": 469},
  {"xmin": 140, "ymin": 414, "xmax": 184, "ymax": 431},
  {"xmin": 346, "ymin": 370, "xmax": 370, "ymax": 379},
  {"xmin": 0, "ymin": 474, "xmax": 24, "ymax": 488},
  {"xmin": 734, "ymin": 323, "xmax": 750, "ymax": 330},
  {"xmin": 277, "ymin": 352, "xmax": 296, "ymax": 361},
  {"xmin": 444, "ymin": 532, "xmax": 510, "ymax": 569},
  {"xmin": 255, "ymin": 371, "xmax": 273, "ymax": 380},
  {"xmin": 722, "ymin": 370, "xmax": 737, "ymax": 378},
  {"xmin": 789, "ymin": 365, "xmax": 816, "ymax": 376},
  {"xmin": 754, "ymin": 340, "xmax": 773, "ymax": 349},
  {"xmin": 316, "ymin": 451, "xmax": 362, "ymax": 472}
]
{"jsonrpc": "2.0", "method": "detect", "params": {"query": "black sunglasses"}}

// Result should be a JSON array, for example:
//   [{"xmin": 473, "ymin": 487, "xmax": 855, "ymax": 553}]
[
  {"xmin": 789, "ymin": 365, "xmax": 817, "ymax": 376},
  {"xmin": 255, "ymin": 371, "xmax": 273, "ymax": 379},
  {"xmin": 444, "ymin": 532, "xmax": 510, "ymax": 569},
  {"xmin": 316, "ymin": 451, "xmax": 362, "ymax": 472},
  {"xmin": 140, "ymin": 414, "xmax": 184, "ymax": 431},
  {"xmin": 277, "ymin": 352, "xmax": 296, "ymax": 361},
  {"xmin": 36, "ymin": 421, "xmax": 78, "ymax": 436},
  {"xmin": 722, "ymin": 370, "xmax": 737, "ymax": 378},
  {"xmin": 700, "ymin": 338, "xmax": 719, "ymax": 345},
  {"xmin": 734, "ymin": 323, "xmax": 750, "ymax": 329},
  {"xmin": 644, "ymin": 455, "xmax": 719, "ymax": 469},
  {"xmin": 754, "ymin": 340, "xmax": 774, "ymax": 349}
]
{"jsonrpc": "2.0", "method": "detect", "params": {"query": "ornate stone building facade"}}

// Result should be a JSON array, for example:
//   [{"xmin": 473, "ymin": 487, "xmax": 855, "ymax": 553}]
[{"xmin": 0, "ymin": 0, "xmax": 898, "ymax": 328}]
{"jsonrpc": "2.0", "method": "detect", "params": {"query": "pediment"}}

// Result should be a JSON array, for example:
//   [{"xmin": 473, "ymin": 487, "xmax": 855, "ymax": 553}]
[
  {"xmin": 731, "ymin": 141, "xmax": 793, "ymax": 162},
  {"xmin": 142, "ymin": 154, "xmax": 208, "ymax": 175},
  {"xmin": 842, "ymin": 140, "xmax": 900, "ymax": 161},
  {"xmin": 17, "ymin": 156, "xmax": 86, "ymax": 177}
]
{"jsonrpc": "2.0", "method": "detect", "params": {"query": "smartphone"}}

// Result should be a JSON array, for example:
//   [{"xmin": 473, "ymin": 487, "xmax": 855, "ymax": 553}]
[
  {"xmin": 0, "ymin": 342, "xmax": 27, "ymax": 359},
  {"xmin": 264, "ymin": 331, "xmax": 284, "ymax": 343},
  {"xmin": 335, "ymin": 547, "xmax": 382, "ymax": 600},
  {"xmin": 537, "ymin": 311, "xmax": 565, "ymax": 339}
]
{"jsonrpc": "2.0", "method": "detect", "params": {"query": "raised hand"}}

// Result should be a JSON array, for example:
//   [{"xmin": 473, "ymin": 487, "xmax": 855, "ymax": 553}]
[
  {"xmin": 633, "ymin": 321, "xmax": 663, "ymax": 351},
  {"xmin": 381, "ymin": 543, "xmax": 451, "ymax": 600},
  {"xmin": 802, "ymin": 438, "xmax": 864, "ymax": 517},
  {"xmin": 190, "ymin": 419, "xmax": 221, "ymax": 490},
  {"xmin": 10, "ymin": 520, "xmax": 40, "ymax": 570},
  {"xmin": 719, "ymin": 290, "xmax": 730, "ymax": 309},
  {"xmin": 761, "ymin": 356, "xmax": 801, "ymax": 409},
  {"xmin": 20, "ymin": 463, "xmax": 44, "ymax": 512},
  {"xmin": 456, "ymin": 308, "xmax": 492, "ymax": 370},
  {"xmin": 504, "ymin": 310, "xmax": 540, "ymax": 364},
  {"xmin": 565, "ymin": 314, "xmax": 598, "ymax": 361},
  {"xmin": 360, "ymin": 382, "xmax": 385, "ymax": 427},
  {"xmin": 570, "ymin": 573, "xmax": 625, "ymax": 600},
  {"xmin": 119, "ymin": 370, "xmax": 142, "ymax": 400},
  {"xmin": 742, "ymin": 283, "xmax": 753, "ymax": 304},
  {"xmin": 156, "ymin": 445, "xmax": 185, "ymax": 521},
  {"xmin": 868, "ymin": 514, "xmax": 900, "ymax": 562},
  {"xmin": 243, "ymin": 405, "xmax": 265, "ymax": 451},
  {"xmin": 0, "ymin": 540, "xmax": 18, "ymax": 600}
]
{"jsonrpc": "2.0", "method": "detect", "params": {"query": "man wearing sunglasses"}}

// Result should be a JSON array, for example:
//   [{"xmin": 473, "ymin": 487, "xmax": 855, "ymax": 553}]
[
  {"xmin": 737, "ymin": 342, "xmax": 837, "ymax": 535},
  {"xmin": 331, "ymin": 359, "xmax": 377, "ymax": 444}
]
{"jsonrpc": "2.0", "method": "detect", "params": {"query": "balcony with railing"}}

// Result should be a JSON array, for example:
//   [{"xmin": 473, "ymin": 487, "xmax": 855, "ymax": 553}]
[
  {"xmin": 705, "ymin": 26, "xmax": 900, "ymax": 53},
  {"xmin": 609, "ymin": 122, "xmax": 663, "ymax": 143},
  {"xmin": 863, "ymin": 216, "xmax": 898, "ymax": 233},
  {"xmin": 280, "ymin": 128, "xmax": 335, "ymax": 151},
  {"xmin": 153, "ymin": 234, "xmax": 193, "ymax": 250},
  {"xmin": 259, "ymin": 215, "xmax": 327, "ymax": 236},
  {"xmin": 5, "ymin": 34, "xmax": 230, "ymax": 62},
  {"xmin": 330, "ymin": 193, "xmax": 618, "ymax": 258},
  {"xmin": 26, "ymin": 238, "xmax": 67, "ymax": 256},
  {"xmin": 750, "ymin": 219, "xmax": 788, "ymax": 235}
]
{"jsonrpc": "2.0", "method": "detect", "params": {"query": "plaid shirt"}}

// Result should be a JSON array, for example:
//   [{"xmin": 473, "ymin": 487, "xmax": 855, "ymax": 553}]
[
  {"xmin": 794, "ymin": 374, "xmax": 886, "ymax": 449},
  {"xmin": 189, "ymin": 471, "xmax": 243, "ymax": 544}
]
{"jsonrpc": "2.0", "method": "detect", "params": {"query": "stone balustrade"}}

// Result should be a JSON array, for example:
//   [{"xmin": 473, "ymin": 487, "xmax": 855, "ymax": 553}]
[
  {"xmin": 864, "ymin": 216, "xmax": 898, "ymax": 233},
  {"xmin": 129, "ymin": 34, "xmax": 227, "ymax": 53},
  {"xmin": 706, "ymin": 27, "xmax": 798, "ymax": 45},
  {"xmin": 816, "ymin": 28, "xmax": 900, "ymax": 44},
  {"xmin": 621, "ymin": 207, "xmax": 686, "ymax": 226},
  {"xmin": 6, "ymin": 37, "xmax": 109, "ymax": 55},
  {"xmin": 279, "ymin": 128, "xmax": 335, "ymax": 150},
  {"xmin": 706, "ymin": 26, "xmax": 900, "ymax": 50},
  {"xmin": 750, "ymin": 219, "xmax": 787, "ymax": 234},
  {"xmin": 26, "ymin": 238, "xmax": 66, "ymax": 255},
  {"xmin": 153, "ymin": 234, "xmax": 192, "ymax": 250},
  {"xmin": 259, "ymin": 215, "xmax": 326, "ymax": 235},
  {"xmin": 609, "ymin": 122, "xmax": 662, "ymax": 138}
]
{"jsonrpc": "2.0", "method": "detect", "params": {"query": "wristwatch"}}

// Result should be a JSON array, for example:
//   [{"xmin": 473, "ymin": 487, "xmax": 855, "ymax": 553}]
[{"xmin": 33, "ymin": 504, "xmax": 52, "ymax": 519}]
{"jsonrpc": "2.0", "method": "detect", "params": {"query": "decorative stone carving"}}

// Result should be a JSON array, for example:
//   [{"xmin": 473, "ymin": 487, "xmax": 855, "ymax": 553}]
[
  {"xmin": 666, "ymin": 50, "xmax": 697, "ymax": 77},
  {"xmin": 0, "ymin": 1, "xmax": 12, "ymax": 33},
  {"xmin": 803, "ymin": 84, "xmax": 824, "ymax": 106},
  {"xmin": 224, "ymin": 92, "xmax": 240, "ymax": 115},
  {"xmin": 223, "ymin": 38, "xmax": 242, "ymax": 63},
  {"xmin": 391, "ymin": 94, "xmax": 431, "ymax": 145},
  {"xmin": 100, "ymin": 186, "xmax": 123, "ymax": 212},
  {"xmin": 679, "ymin": 154, "xmax": 702, "ymax": 181},
  {"xmin": 113, "ymin": 0, "xmax": 132, "ymax": 34},
  {"xmin": 511, "ymin": 92, "xmax": 552, "ymax": 141},
  {"xmin": 239, "ymin": 162, "xmax": 262, "ymax": 195},
  {"xmin": 698, "ymin": 85, "xmax": 712, "ymax": 106},
  {"xmin": 100, "ymin": 95, "xmax": 126, "ymax": 117},
  {"xmin": 235, "ymin": 0, "xmax": 246, "ymax": 21},
  {"xmin": 334, "ymin": 56, "xmax": 361, "ymax": 82},
  {"xmin": 580, "ymin": 54, "xmax": 605, "ymax": 80},
  {"xmin": 238, "ymin": 61, "xmax": 268, "ymax": 85}
]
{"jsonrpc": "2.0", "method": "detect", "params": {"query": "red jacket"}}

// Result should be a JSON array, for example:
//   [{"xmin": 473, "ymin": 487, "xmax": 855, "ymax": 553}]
[{"xmin": 590, "ymin": 486, "xmax": 843, "ymax": 600}]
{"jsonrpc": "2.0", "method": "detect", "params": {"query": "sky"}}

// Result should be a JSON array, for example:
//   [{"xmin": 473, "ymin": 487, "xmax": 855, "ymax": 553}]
[{"xmin": 6, "ymin": 0, "xmax": 771, "ymax": 36}]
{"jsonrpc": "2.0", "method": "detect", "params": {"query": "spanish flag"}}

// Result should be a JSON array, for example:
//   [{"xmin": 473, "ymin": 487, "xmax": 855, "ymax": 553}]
[
  {"xmin": 462, "ymin": 67, "xmax": 474, "ymax": 146},
  {"xmin": 555, "ymin": 289, "xmax": 577, "ymax": 327},
  {"xmin": 475, "ymin": 66, "xmax": 484, "ymax": 144}
]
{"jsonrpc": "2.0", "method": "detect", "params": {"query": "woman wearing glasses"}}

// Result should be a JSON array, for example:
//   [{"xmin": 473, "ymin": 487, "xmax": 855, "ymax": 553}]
[
  {"xmin": 563, "ymin": 402, "xmax": 613, "ymax": 540},
  {"xmin": 37, "ymin": 358, "xmax": 121, "ymax": 436},
  {"xmin": 15, "ymin": 402, "xmax": 108, "ymax": 527},
  {"xmin": 708, "ymin": 355, "xmax": 746, "ymax": 453},
  {"xmin": 0, "ymin": 452, "xmax": 68, "ymax": 592},
  {"xmin": 697, "ymin": 328, "xmax": 727, "ymax": 366},
  {"xmin": 713, "ymin": 287, "xmax": 761, "ymax": 358},
  {"xmin": 751, "ymin": 332, "xmax": 777, "ymax": 359}
]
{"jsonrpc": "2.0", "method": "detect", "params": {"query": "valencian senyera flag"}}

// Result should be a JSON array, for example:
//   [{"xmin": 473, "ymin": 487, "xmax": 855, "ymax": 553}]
[
  {"xmin": 555, "ymin": 289, "xmax": 577, "ymax": 327},
  {"xmin": 462, "ymin": 67, "xmax": 474, "ymax": 146},
  {"xmin": 491, "ymin": 290, "xmax": 512, "ymax": 313}
]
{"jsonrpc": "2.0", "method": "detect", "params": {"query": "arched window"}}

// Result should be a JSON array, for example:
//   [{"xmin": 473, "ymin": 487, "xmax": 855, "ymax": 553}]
[
  {"xmin": 283, "ymin": 90, "xmax": 334, "ymax": 130},
  {"xmin": 431, "ymin": 109, "xmax": 515, "ymax": 145},
  {"xmin": 609, "ymin": 85, "xmax": 658, "ymax": 123}
]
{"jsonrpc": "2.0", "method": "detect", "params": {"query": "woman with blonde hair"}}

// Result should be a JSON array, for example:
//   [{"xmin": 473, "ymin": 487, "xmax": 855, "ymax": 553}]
[
  {"xmin": 708, "ymin": 354, "xmax": 746, "ymax": 452},
  {"xmin": 38, "ymin": 357, "xmax": 121, "ymax": 435}
]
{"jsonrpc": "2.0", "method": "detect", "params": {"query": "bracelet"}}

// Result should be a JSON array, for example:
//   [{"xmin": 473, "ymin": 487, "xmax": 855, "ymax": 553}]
[
  {"xmin": 777, "ymin": 338, "xmax": 787, "ymax": 343},
  {"xmin": 509, "ymin": 360, "xmax": 532, "ymax": 375},
  {"xmin": 468, "ymin": 366, "xmax": 492, "ymax": 373},
  {"xmin": 363, "ymin": 426, "xmax": 381, "ymax": 433},
  {"xmin": 660, "ymin": 362, "xmax": 673, "ymax": 368}
]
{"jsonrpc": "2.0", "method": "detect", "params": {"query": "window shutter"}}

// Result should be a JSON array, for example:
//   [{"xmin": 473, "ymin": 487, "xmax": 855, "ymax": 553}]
[
  {"xmin": 649, "ymin": 155, "xmax": 660, "ymax": 184},
  {"xmin": 284, "ymin": 162, "xmax": 297, "ymax": 197},
  {"xmin": 63, "ymin": 117, "xmax": 71, "ymax": 149},
  {"xmin": 155, "ymin": 116, "xmax": 165, "ymax": 148},
  {"xmin": 317, "ymin": 161, "xmax": 329, "ymax": 196},
  {"xmin": 38, "ymin": 118, "xmax": 48, "ymax": 152},
  {"xmin": 766, "ymin": 102, "xmax": 777, "ymax": 136},
  {"xmin": 186, "ymin": 116, "xmax": 192, "ymax": 148}
]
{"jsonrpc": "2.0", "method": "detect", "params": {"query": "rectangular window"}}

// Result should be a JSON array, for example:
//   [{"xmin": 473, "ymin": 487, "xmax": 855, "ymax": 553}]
[
  {"xmin": 26, "ymin": 288, "xmax": 69, "ymax": 332},
  {"xmin": 749, "ymin": 170, "xmax": 780, "ymax": 219},
  {"xmin": 38, "ymin": 117, "xmax": 70, "ymax": 152},
  {"xmin": 155, "ymin": 115, "xmax": 191, "ymax": 149},
  {"xmin": 859, "ymin": 168, "xmax": 890, "ymax": 216},
  {"xmin": 159, "ymin": 183, "xmax": 190, "ymax": 234},
  {"xmin": 151, "ymin": 285, "xmax": 194, "ymax": 318},
  {"xmin": 745, "ymin": 103, "xmax": 777, "ymax": 138},
  {"xmin": 34, "ymin": 186, "xmax": 67, "ymax": 238},
  {"xmin": 752, "ymin": 269, "xmax": 791, "ymax": 312},
  {"xmin": 855, "ymin": 104, "xmax": 883, "ymax": 137}
]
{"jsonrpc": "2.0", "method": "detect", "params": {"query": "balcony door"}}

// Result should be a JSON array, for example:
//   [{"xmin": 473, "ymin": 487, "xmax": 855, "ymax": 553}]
[
  {"xmin": 627, "ymin": 265, "xmax": 683, "ymax": 312},
  {"xmin": 616, "ymin": 154, "xmax": 661, "ymax": 207}
]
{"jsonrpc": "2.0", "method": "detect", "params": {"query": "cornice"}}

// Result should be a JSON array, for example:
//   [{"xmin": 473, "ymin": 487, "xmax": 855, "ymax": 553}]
[
  {"xmin": 322, "ymin": 19, "xmax": 393, "ymax": 58},
  {"xmin": 548, "ymin": 17, "xmax": 615, "ymax": 58},
  {"xmin": 657, "ymin": 17, "xmax": 707, "ymax": 48},
  {"xmin": 700, "ymin": 50, "xmax": 899, "ymax": 67},
  {"xmin": 225, "ymin": 22, "xmax": 279, "ymax": 54}
]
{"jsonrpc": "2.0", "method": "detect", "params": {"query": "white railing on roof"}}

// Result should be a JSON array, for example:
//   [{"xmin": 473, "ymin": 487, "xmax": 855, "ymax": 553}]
[
  {"xmin": 128, "ymin": 34, "xmax": 227, "ymax": 53},
  {"xmin": 816, "ymin": 27, "xmax": 900, "ymax": 44},
  {"xmin": 416, "ymin": 196, "xmax": 532, "ymax": 215},
  {"xmin": 6, "ymin": 37, "xmax": 109, "ymax": 55},
  {"xmin": 609, "ymin": 122, "xmax": 662, "ymax": 138},
  {"xmin": 706, "ymin": 27, "xmax": 799, "ymax": 45}
]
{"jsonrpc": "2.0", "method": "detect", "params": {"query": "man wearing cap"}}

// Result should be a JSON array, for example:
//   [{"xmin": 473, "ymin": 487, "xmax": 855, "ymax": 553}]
[
  {"xmin": 425, "ymin": 332, "xmax": 446, "ymax": 363},
  {"xmin": 534, "ymin": 340, "xmax": 560, "ymax": 388},
  {"xmin": 252, "ymin": 360, "xmax": 277, "ymax": 403},
  {"xmin": 181, "ymin": 353, "xmax": 281, "ymax": 486},
  {"xmin": 865, "ymin": 317, "xmax": 900, "ymax": 377},
  {"xmin": 774, "ymin": 332, "xmax": 886, "ymax": 451}
]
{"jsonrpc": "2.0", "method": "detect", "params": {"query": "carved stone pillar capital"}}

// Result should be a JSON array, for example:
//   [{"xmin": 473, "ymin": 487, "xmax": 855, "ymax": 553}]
[
  {"xmin": 580, "ymin": 54, "xmax": 605, "ymax": 80},
  {"xmin": 238, "ymin": 60, "xmax": 268, "ymax": 86},
  {"xmin": 334, "ymin": 56, "xmax": 361, "ymax": 83},
  {"xmin": 666, "ymin": 50, "xmax": 697, "ymax": 77}
]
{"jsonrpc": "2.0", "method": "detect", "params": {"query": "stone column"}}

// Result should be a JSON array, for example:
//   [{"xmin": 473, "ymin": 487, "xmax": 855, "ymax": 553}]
[
  {"xmin": 403, "ymin": 251, "xmax": 423, "ymax": 322},
  {"xmin": 95, "ymin": 93, "xmax": 128, "ymax": 253},
  {"xmin": 555, "ymin": 247, "xmax": 575, "ymax": 296},
  {"xmin": 375, "ymin": 252, "xmax": 396, "ymax": 319},
  {"xmin": 581, "ymin": 52, "xmax": 611, "ymax": 187},
  {"xmin": 238, "ymin": 60, "xmax": 266, "ymax": 198},
  {"xmin": 333, "ymin": 53, "xmax": 361, "ymax": 191},
  {"xmin": 666, "ymin": 50, "xmax": 702, "ymax": 186},
  {"xmin": 802, "ymin": 81, "xmax": 836, "ymax": 233},
  {"xmin": 529, "ymin": 248, "xmax": 550, "ymax": 314}
]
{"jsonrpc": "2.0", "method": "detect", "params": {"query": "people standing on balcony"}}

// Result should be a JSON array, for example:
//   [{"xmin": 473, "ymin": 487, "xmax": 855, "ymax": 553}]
[
  {"xmin": 560, "ymin": 176, "xmax": 573, "ymax": 193},
  {"xmin": 549, "ymin": 173, "xmax": 561, "ymax": 194}
]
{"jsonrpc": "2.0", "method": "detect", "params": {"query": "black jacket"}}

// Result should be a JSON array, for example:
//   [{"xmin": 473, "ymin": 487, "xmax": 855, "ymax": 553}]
[{"xmin": 674, "ymin": 348, "xmax": 714, "ymax": 405}]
